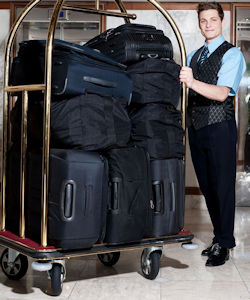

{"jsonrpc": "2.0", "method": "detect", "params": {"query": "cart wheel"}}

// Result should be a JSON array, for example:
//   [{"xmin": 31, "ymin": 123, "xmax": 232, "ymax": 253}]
[
  {"xmin": 98, "ymin": 252, "xmax": 120, "ymax": 267},
  {"xmin": 141, "ymin": 250, "xmax": 161, "ymax": 280},
  {"xmin": 50, "ymin": 263, "xmax": 64, "ymax": 296},
  {"xmin": 0, "ymin": 248, "xmax": 28, "ymax": 280}
]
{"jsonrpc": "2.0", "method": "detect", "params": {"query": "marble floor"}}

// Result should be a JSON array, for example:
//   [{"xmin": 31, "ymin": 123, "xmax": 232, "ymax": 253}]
[{"xmin": 0, "ymin": 204, "xmax": 250, "ymax": 300}]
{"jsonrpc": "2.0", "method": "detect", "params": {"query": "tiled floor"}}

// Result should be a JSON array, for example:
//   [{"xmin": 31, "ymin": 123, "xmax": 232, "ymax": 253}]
[{"xmin": 0, "ymin": 204, "xmax": 250, "ymax": 299}]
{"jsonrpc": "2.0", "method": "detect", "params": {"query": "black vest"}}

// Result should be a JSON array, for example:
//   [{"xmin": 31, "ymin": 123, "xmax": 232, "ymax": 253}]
[{"xmin": 188, "ymin": 41, "xmax": 235, "ymax": 130}]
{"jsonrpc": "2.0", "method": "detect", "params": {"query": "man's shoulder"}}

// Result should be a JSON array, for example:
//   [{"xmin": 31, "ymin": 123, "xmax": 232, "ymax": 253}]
[{"xmin": 187, "ymin": 48, "xmax": 202, "ymax": 66}]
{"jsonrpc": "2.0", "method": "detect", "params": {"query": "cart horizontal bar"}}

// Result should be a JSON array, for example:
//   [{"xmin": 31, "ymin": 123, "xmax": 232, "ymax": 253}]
[
  {"xmin": 0, "ymin": 230, "xmax": 194, "ymax": 260},
  {"xmin": 5, "ymin": 84, "xmax": 45, "ymax": 92},
  {"xmin": 62, "ymin": 5, "xmax": 136, "ymax": 19}
]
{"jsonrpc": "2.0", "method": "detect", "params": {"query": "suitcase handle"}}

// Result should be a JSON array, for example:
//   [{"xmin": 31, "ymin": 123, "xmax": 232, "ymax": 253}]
[
  {"xmin": 152, "ymin": 181, "xmax": 164, "ymax": 213},
  {"xmin": 83, "ymin": 76, "xmax": 117, "ymax": 88},
  {"xmin": 60, "ymin": 180, "xmax": 76, "ymax": 221},
  {"xmin": 170, "ymin": 182, "xmax": 176, "ymax": 212},
  {"xmin": 110, "ymin": 177, "xmax": 122, "ymax": 211}
]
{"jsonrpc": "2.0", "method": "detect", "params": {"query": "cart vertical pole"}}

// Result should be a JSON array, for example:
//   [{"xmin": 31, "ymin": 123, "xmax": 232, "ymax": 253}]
[
  {"xmin": 19, "ymin": 90, "xmax": 28, "ymax": 238},
  {"xmin": 41, "ymin": 0, "xmax": 65, "ymax": 247},
  {"xmin": 1, "ymin": 0, "xmax": 41, "ymax": 232},
  {"xmin": 114, "ymin": 0, "xmax": 130, "ymax": 23}
]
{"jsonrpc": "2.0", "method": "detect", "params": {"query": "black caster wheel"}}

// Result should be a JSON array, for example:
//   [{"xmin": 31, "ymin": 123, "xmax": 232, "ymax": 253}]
[
  {"xmin": 49, "ymin": 263, "xmax": 64, "ymax": 296},
  {"xmin": 98, "ymin": 252, "xmax": 120, "ymax": 267},
  {"xmin": 141, "ymin": 250, "xmax": 161, "ymax": 280},
  {"xmin": 0, "ymin": 248, "xmax": 28, "ymax": 280}
]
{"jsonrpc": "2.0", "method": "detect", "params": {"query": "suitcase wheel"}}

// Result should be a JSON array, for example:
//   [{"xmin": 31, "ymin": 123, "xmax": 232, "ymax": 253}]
[
  {"xmin": 141, "ymin": 248, "xmax": 161, "ymax": 280},
  {"xmin": 97, "ymin": 252, "xmax": 120, "ymax": 267},
  {"xmin": 49, "ymin": 263, "xmax": 65, "ymax": 296},
  {"xmin": 0, "ymin": 248, "xmax": 28, "ymax": 280}
]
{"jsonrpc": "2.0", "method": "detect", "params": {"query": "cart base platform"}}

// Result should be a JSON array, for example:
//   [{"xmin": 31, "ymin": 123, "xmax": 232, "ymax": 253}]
[{"xmin": 0, "ymin": 229, "xmax": 194, "ymax": 260}]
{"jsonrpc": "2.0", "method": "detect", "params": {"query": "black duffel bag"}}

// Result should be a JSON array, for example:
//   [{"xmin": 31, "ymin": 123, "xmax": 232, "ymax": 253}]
[
  {"xmin": 129, "ymin": 103, "xmax": 185, "ymax": 159},
  {"xmin": 127, "ymin": 58, "xmax": 181, "ymax": 107},
  {"xmin": 49, "ymin": 93, "xmax": 131, "ymax": 151}
]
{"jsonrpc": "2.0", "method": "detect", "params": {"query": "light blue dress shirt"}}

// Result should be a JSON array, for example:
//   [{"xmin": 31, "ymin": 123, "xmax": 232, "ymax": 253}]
[{"xmin": 187, "ymin": 35, "xmax": 246, "ymax": 96}]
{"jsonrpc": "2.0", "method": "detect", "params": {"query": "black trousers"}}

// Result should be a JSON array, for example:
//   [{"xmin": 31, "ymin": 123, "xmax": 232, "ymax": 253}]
[{"xmin": 189, "ymin": 119, "xmax": 237, "ymax": 248}]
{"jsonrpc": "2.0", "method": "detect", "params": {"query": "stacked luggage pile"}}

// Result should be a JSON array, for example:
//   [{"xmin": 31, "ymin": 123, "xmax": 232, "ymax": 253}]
[{"xmin": 7, "ymin": 23, "xmax": 185, "ymax": 250}]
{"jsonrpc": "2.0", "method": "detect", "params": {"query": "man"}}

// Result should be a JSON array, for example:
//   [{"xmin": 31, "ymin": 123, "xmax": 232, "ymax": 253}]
[{"xmin": 180, "ymin": 1, "xmax": 246, "ymax": 267}]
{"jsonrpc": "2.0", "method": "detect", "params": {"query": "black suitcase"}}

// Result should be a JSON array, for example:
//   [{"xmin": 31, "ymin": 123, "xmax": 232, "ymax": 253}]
[
  {"xmin": 129, "ymin": 103, "xmax": 185, "ymax": 159},
  {"xmin": 244, "ymin": 130, "xmax": 250, "ymax": 172},
  {"xmin": 127, "ymin": 58, "xmax": 181, "ymax": 107},
  {"xmin": 104, "ymin": 147, "xmax": 153, "ymax": 245},
  {"xmin": 27, "ymin": 149, "xmax": 108, "ymax": 250},
  {"xmin": 10, "ymin": 39, "xmax": 133, "ymax": 102},
  {"xmin": 150, "ymin": 158, "xmax": 185, "ymax": 237},
  {"xmin": 49, "ymin": 93, "xmax": 131, "ymax": 151},
  {"xmin": 86, "ymin": 23, "xmax": 173, "ymax": 65}
]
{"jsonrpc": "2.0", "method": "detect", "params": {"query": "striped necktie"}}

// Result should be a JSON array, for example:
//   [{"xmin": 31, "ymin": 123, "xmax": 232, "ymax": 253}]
[{"xmin": 198, "ymin": 46, "xmax": 209, "ymax": 65}]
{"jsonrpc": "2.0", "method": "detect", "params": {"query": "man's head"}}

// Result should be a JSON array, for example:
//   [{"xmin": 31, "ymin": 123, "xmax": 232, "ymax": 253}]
[
  {"xmin": 197, "ymin": 2, "xmax": 224, "ymax": 21},
  {"xmin": 197, "ymin": 2, "xmax": 225, "ymax": 43}
]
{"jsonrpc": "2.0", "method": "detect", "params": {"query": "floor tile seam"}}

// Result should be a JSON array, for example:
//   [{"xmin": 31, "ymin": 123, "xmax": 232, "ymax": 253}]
[{"xmin": 231, "ymin": 259, "xmax": 250, "ymax": 294}]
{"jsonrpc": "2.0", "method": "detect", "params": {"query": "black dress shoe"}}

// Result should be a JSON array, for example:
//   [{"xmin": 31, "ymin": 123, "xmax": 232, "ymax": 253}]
[
  {"xmin": 205, "ymin": 244, "xmax": 229, "ymax": 267},
  {"xmin": 201, "ymin": 242, "xmax": 218, "ymax": 256}
]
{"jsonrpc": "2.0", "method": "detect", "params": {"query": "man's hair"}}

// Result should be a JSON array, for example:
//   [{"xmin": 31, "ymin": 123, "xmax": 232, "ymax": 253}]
[{"xmin": 197, "ymin": 2, "xmax": 224, "ymax": 21}]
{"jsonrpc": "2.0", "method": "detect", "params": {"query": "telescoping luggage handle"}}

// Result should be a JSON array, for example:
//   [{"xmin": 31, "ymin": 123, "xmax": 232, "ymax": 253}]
[{"xmin": 1, "ymin": 0, "xmax": 187, "ymax": 248}]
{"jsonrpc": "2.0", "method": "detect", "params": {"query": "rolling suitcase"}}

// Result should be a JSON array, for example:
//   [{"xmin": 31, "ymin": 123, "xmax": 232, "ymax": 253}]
[
  {"xmin": 10, "ymin": 39, "xmax": 133, "ymax": 102},
  {"xmin": 151, "ymin": 158, "xmax": 185, "ymax": 237},
  {"xmin": 104, "ymin": 147, "xmax": 153, "ymax": 245},
  {"xmin": 27, "ymin": 149, "xmax": 109, "ymax": 250},
  {"xmin": 86, "ymin": 23, "xmax": 173, "ymax": 65},
  {"xmin": 127, "ymin": 58, "xmax": 181, "ymax": 107}
]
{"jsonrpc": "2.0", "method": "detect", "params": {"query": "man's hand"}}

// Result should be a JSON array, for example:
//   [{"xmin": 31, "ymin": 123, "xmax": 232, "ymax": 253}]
[{"xmin": 179, "ymin": 66, "xmax": 195, "ymax": 88}]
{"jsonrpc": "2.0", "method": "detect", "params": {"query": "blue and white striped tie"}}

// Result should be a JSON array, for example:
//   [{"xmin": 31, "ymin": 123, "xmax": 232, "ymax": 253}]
[{"xmin": 198, "ymin": 46, "xmax": 209, "ymax": 65}]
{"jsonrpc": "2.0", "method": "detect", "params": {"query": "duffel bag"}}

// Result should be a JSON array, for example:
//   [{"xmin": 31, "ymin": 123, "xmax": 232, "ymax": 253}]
[
  {"xmin": 49, "ymin": 93, "xmax": 131, "ymax": 151},
  {"xmin": 127, "ymin": 58, "xmax": 181, "ymax": 107}
]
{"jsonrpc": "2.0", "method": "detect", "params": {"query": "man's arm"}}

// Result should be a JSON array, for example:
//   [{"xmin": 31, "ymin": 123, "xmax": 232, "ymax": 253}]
[{"xmin": 179, "ymin": 66, "xmax": 230, "ymax": 102}]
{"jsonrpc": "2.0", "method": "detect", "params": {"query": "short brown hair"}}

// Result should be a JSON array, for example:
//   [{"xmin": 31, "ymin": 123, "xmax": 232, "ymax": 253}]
[{"xmin": 197, "ymin": 2, "xmax": 224, "ymax": 21}]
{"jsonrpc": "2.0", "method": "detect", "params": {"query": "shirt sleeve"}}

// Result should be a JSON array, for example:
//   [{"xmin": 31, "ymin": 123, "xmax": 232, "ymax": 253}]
[{"xmin": 217, "ymin": 47, "xmax": 246, "ymax": 96}]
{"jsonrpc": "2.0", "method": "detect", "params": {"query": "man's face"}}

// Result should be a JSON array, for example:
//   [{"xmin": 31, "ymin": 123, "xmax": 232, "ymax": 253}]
[{"xmin": 199, "ymin": 9, "xmax": 225, "ymax": 43}]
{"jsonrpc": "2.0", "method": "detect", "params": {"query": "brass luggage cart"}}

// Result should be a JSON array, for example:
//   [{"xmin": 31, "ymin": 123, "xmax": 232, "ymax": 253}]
[{"xmin": 0, "ymin": 0, "xmax": 194, "ymax": 296}]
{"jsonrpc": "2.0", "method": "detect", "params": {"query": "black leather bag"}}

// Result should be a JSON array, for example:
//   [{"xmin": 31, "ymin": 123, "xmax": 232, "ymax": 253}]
[{"xmin": 127, "ymin": 58, "xmax": 181, "ymax": 107}]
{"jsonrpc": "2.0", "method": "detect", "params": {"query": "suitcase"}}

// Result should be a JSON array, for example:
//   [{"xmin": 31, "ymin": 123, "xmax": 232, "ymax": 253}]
[
  {"xmin": 10, "ymin": 39, "xmax": 133, "ymax": 102},
  {"xmin": 49, "ymin": 93, "xmax": 131, "ymax": 151},
  {"xmin": 86, "ymin": 23, "xmax": 173, "ymax": 65},
  {"xmin": 127, "ymin": 58, "xmax": 181, "ymax": 107},
  {"xmin": 104, "ymin": 147, "xmax": 153, "ymax": 245},
  {"xmin": 27, "ymin": 149, "xmax": 109, "ymax": 250},
  {"xmin": 129, "ymin": 103, "xmax": 185, "ymax": 159},
  {"xmin": 150, "ymin": 158, "xmax": 185, "ymax": 237}
]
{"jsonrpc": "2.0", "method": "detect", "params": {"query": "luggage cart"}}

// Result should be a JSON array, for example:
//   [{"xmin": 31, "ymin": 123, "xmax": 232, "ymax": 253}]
[{"xmin": 0, "ymin": 0, "xmax": 194, "ymax": 296}]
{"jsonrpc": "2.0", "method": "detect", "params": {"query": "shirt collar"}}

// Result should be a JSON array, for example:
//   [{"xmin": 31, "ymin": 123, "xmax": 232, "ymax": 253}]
[{"xmin": 204, "ymin": 36, "xmax": 225, "ymax": 55}]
